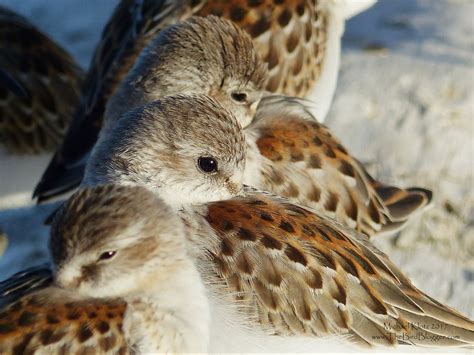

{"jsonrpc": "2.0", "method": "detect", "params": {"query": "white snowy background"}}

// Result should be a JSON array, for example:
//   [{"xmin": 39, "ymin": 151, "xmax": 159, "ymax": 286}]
[{"xmin": 0, "ymin": 0, "xmax": 472, "ymax": 325}]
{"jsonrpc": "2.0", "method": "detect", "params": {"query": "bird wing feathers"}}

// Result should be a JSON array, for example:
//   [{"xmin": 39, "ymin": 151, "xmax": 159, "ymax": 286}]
[
  {"xmin": 196, "ymin": 0, "xmax": 328, "ymax": 98},
  {"xmin": 0, "ymin": 287, "xmax": 129, "ymax": 354},
  {"xmin": 195, "ymin": 190, "xmax": 473, "ymax": 347},
  {"xmin": 0, "ymin": 190, "xmax": 470, "ymax": 349},
  {"xmin": 244, "ymin": 96, "xmax": 432, "ymax": 237}
]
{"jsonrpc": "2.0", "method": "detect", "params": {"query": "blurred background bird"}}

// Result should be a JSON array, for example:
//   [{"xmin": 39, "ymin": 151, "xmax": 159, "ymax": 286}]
[{"xmin": 0, "ymin": 5, "xmax": 83, "ymax": 209}]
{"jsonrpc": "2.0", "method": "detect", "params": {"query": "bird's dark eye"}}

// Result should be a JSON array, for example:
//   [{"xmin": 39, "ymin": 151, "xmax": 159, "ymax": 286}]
[
  {"xmin": 98, "ymin": 251, "xmax": 117, "ymax": 261},
  {"xmin": 198, "ymin": 156, "xmax": 218, "ymax": 174},
  {"xmin": 231, "ymin": 92, "xmax": 248, "ymax": 103}
]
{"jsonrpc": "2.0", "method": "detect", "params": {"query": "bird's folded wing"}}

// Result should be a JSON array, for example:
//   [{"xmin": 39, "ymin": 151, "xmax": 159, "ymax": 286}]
[
  {"xmin": 197, "ymin": 1, "xmax": 329, "ymax": 98},
  {"xmin": 0, "ymin": 264, "xmax": 53, "ymax": 309},
  {"xmin": 245, "ymin": 95, "xmax": 432, "ymax": 237},
  {"xmin": 0, "ymin": 287, "xmax": 127, "ymax": 353},
  {"xmin": 196, "ymin": 190, "xmax": 473, "ymax": 347}
]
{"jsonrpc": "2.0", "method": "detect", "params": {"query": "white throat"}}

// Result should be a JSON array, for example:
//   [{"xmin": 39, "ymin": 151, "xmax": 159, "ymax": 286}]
[{"xmin": 122, "ymin": 264, "xmax": 210, "ymax": 353}]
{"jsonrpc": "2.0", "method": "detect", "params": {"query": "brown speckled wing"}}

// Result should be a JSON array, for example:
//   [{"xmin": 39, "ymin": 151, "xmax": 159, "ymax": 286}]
[
  {"xmin": 245, "ymin": 96, "xmax": 432, "ymax": 237},
  {"xmin": 197, "ymin": 0, "xmax": 327, "ymax": 97},
  {"xmin": 0, "ymin": 6, "xmax": 83, "ymax": 154},
  {"xmin": 0, "ymin": 288, "xmax": 129, "ymax": 354},
  {"xmin": 198, "ymin": 190, "xmax": 473, "ymax": 347}
]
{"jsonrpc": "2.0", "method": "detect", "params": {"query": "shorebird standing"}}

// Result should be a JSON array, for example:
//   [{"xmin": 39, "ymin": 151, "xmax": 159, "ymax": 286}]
[
  {"xmin": 0, "ymin": 6, "xmax": 83, "ymax": 209},
  {"xmin": 33, "ymin": 0, "xmax": 377, "ymax": 204},
  {"xmin": 0, "ymin": 184, "xmax": 210, "ymax": 353},
  {"xmin": 1, "ymin": 95, "xmax": 471, "ymax": 351}
]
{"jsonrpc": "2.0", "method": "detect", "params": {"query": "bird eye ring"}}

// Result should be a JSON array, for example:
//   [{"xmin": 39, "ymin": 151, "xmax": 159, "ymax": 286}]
[
  {"xmin": 231, "ymin": 92, "xmax": 248, "ymax": 103},
  {"xmin": 98, "ymin": 251, "xmax": 117, "ymax": 262},
  {"xmin": 198, "ymin": 156, "xmax": 218, "ymax": 174}
]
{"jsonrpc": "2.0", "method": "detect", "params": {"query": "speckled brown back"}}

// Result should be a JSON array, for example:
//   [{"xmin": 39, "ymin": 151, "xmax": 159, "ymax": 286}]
[
  {"xmin": 254, "ymin": 116, "xmax": 389, "ymax": 235},
  {"xmin": 197, "ymin": 0, "xmax": 327, "ymax": 96},
  {"xmin": 197, "ymin": 190, "xmax": 474, "ymax": 346},
  {"xmin": 244, "ymin": 100, "xmax": 432, "ymax": 237},
  {"xmin": 0, "ymin": 289, "xmax": 129, "ymax": 354},
  {"xmin": 0, "ymin": 6, "xmax": 83, "ymax": 154}
]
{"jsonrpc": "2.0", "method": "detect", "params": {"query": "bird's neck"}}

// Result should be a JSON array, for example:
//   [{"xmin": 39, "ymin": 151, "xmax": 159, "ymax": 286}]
[{"xmin": 123, "ymin": 264, "xmax": 210, "ymax": 353}]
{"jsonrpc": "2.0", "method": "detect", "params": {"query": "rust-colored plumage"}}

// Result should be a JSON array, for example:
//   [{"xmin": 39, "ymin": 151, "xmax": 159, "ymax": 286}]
[
  {"xmin": 0, "ymin": 183, "xmax": 469, "ymax": 349},
  {"xmin": 0, "ymin": 6, "xmax": 83, "ymax": 154},
  {"xmin": 2, "ymin": 188, "xmax": 470, "ymax": 349},
  {"xmin": 245, "ymin": 97, "xmax": 432, "ymax": 236},
  {"xmin": 0, "ymin": 292, "xmax": 128, "ymax": 354},
  {"xmin": 196, "ymin": 0, "xmax": 327, "ymax": 96},
  {"xmin": 192, "ymin": 189, "xmax": 473, "ymax": 347}
]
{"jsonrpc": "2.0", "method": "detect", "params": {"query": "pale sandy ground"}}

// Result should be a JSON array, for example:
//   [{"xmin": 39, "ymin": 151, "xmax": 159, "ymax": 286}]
[
  {"xmin": 326, "ymin": 0, "xmax": 473, "ymax": 319},
  {"xmin": 0, "ymin": 0, "xmax": 472, "ymax": 334}
]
